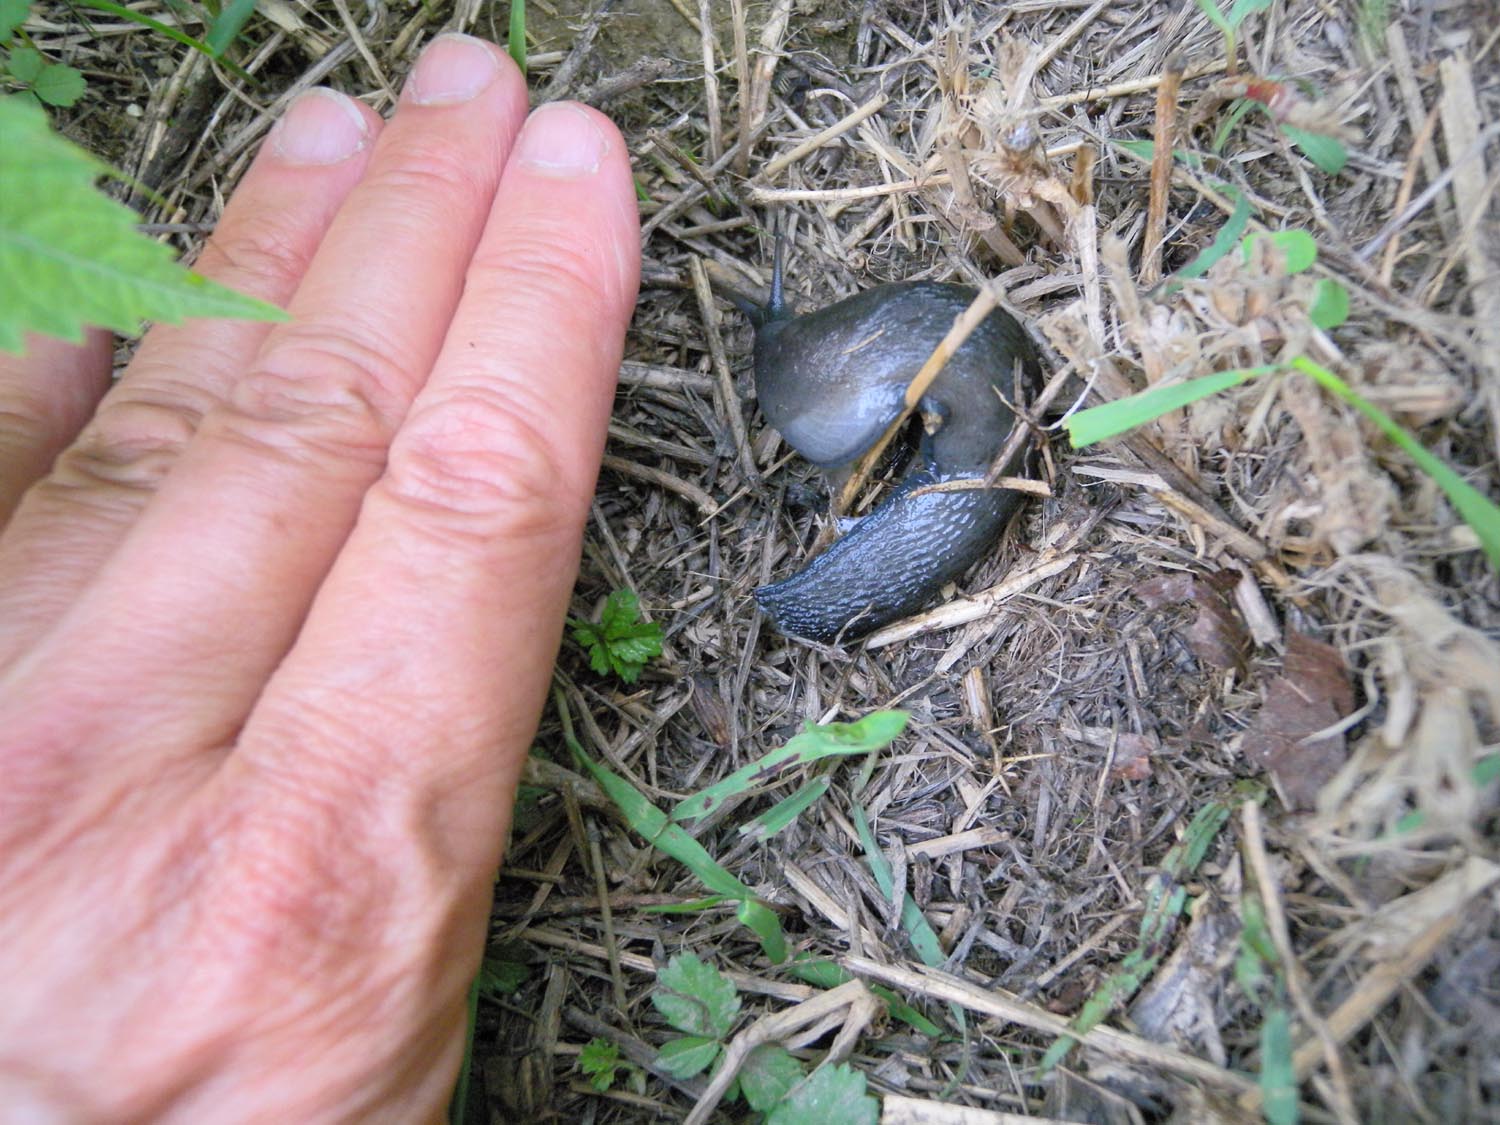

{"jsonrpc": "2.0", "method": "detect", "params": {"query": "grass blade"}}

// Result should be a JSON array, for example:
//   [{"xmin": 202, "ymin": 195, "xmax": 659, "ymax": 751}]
[
  {"xmin": 1292, "ymin": 357, "xmax": 1500, "ymax": 568},
  {"xmin": 672, "ymin": 710, "xmax": 907, "ymax": 823},
  {"xmin": 205, "ymin": 0, "xmax": 257, "ymax": 55},
  {"xmin": 507, "ymin": 0, "xmax": 526, "ymax": 73},
  {"xmin": 1175, "ymin": 184, "xmax": 1250, "ymax": 280},
  {"xmin": 1065, "ymin": 366, "xmax": 1279, "ymax": 448}
]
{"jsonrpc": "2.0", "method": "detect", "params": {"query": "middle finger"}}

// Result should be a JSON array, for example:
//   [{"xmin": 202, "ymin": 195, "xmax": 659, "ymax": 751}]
[{"xmin": 0, "ymin": 36, "xmax": 530, "ymax": 764}]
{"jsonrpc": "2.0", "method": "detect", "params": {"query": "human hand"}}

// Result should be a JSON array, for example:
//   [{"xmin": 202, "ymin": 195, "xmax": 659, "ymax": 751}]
[{"xmin": 0, "ymin": 33, "xmax": 638, "ymax": 1122}]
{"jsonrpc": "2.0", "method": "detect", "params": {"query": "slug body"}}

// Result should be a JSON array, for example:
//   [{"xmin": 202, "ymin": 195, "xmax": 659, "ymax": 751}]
[{"xmin": 750, "ymin": 272, "xmax": 1038, "ymax": 642}]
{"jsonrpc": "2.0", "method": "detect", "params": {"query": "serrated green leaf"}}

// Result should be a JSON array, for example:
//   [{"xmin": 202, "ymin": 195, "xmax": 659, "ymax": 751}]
[
  {"xmin": 654, "ymin": 953, "xmax": 741, "ymax": 1038},
  {"xmin": 1281, "ymin": 124, "xmax": 1347, "ymax": 174},
  {"xmin": 0, "ymin": 98, "xmax": 287, "ymax": 352},
  {"xmin": 769, "ymin": 1063, "xmax": 878, "ymax": 1125},
  {"xmin": 570, "ymin": 588, "xmax": 663, "ymax": 684},
  {"xmin": 1243, "ymin": 229, "xmax": 1318, "ymax": 273},
  {"xmin": 1065, "ymin": 365, "xmax": 1280, "ymax": 447},
  {"xmin": 8, "ymin": 44, "xmax": 42, "ymax": 81},
  {"xmin": 741, "ymin": 1044, "xmax": 804, "ymax": 1112},
  {"xmin": 656, "ymin": 1035, "xmax": 721, "ymax": 1079},
  {"xmin": 32, "ymin": 62, "xmax": 85, "ymax": 107},
  {"xmin": 579, "ymin": 1038, "xmax": 621, "ymax": 1091},
  {"xmin": 0, "ymin": 0, "xmax": 30, "ymax": 43},
  {"xmin": 1308, "ymin": 277, "xmax": 1350, "ymax": 329},
  {"xmin": 476, "ymin": 955, "xmax": 528, "ymax": 998},
  {"xmin": 672, "ymin": 710, "xmax": 908, "ymax": 824}
]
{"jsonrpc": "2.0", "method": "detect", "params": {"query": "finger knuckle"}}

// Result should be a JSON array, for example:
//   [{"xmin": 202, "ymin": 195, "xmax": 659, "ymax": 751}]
[
  {"xmin": 195, "ymin": 207, "xmax": 314, "ymax": 294},
  {"xmin": 381, "ymin": 381, "xmax": 580, "ymax": 544},
  {"xmin": 214, "ymin": 325, "xmax": 411, "ymax": 467},
  {"xmin": 55, "ymin": 386, "xmax": 210, "ymax": 492},
  {"xmin": 369, "ymin": 143, "xmax": 497, "ymax": 220}
]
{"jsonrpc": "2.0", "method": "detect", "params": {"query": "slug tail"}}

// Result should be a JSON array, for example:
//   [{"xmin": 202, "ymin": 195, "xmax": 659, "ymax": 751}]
[{"xmin": 754, "ymin": 475, "xmax": 1020, "ymax": 643}]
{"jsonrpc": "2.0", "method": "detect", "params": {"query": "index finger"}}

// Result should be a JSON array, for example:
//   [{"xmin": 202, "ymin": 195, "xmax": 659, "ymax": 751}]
[{"xmin": 236, "ymin": 102, "xmax": 640, "ymax": 868}]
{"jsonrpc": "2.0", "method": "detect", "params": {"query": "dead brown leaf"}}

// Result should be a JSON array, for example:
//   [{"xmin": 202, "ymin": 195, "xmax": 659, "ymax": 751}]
[
  {"xmin": 1136, "ymin": 569, "xmax": 1250, "ymax": 673},
  {"xmin": 1242, "ymin": 632, "xmax": 1354, "ymax": 810}
]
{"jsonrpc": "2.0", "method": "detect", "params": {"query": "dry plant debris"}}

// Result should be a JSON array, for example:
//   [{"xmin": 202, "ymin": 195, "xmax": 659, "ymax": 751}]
[{"xmin": 35, "ymin": 0, "xmax": 1500, "ymax": 1120}]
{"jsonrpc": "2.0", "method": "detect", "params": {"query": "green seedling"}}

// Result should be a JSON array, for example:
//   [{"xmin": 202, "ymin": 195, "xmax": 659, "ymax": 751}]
[
  {"xmin": 1064, "ymin": 230, "xmax": 1500, "ymax": 570},
  {"xmin": 1238, "ymin": 872, "xmax": 1297, "ymax": 1122},
  {"xmin": 579, "ymin": 1037, "xmax": 648, "ymax": 1093},
  {"xmin": 0, "ymin": 98, "xmax": 287, "ymax": 353},
  {"xmin": 569, "ymin": 588, "xmax": 664, "ymax": 684},
  {"xmin": 507, "ymin": 0, "xmax": 526, "ymax": 73},
  {"xmin": 652, "ymin": 954, "xmax": 878, "ymax": 1123},
  {"xmin": 1192, "ymin": 0, "xmax": 1273, "ymax": 70},
  {"xmin": 1042, "ymin": 797, "xmax": 1239, "ymax": 1070}
]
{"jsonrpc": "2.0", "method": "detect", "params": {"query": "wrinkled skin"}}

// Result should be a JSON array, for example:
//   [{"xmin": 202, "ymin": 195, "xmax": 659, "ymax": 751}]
[{"xmin": 0, "ymin": 35, "xmax": 639, "ymax": 1122}]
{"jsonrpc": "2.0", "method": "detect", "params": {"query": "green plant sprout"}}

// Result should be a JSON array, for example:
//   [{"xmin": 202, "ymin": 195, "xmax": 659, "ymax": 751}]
[
  {"xmin": 1193, "ymin": 0, "xmax": 1273, "ymax": 74},
  {"xmin": 652, "ymin": 954, "xmax": 878, "ymax": 1123},
  {"xmin": 1041, "ymin": 796, "xmax": 1242, "ymax": 1070},
  {"xmin": 1236, "ymin": 892, "xmax": 1297, "ymax": 1125},
  {"xmin": 568, "ymin": 588, "xmax": 664, "ymax": 684},
  {"xmin": 1064, "ymin": 230, "xmax": 1500, "ymax": 570},
  {"xmin": 507, "ymin": 0, "xmax": 526, "ymax": 74}
]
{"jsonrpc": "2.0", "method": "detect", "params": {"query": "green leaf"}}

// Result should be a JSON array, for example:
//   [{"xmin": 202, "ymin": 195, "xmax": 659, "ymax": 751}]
[
  {"xmin": 852, "ymin": 804, "xmax": 946, "ymax": 969},
  {"xmin": 737, "ymin": 898, "xmax": 789, "ymax": 964},
  {"xmin": 1281, "ymin": 124, "xmax": 1347, "ymax": 174},
  {"xmin": 71, "ymin": 0, "xmax": 252, "ymax": 81},
  {"xmin": 784, "ymin": 959, "xmax": 944, "ymax": 1037},
  {"xmin": 1243, "ymin": 229, "xmax": 1318, "ymax": 273},
  {"xmin": 476, "ymin": 955, "xmax": 528, "ymax": 998},
  {"xmin": 1175, "ymin": 184, "xmax": 1250, "ymax": 281},
  {"xmin": 507, "ymin": 0, "xmax": 526, "ymax": 73},
  {"xmin": 1308, "ymin": 278, "xmax": 1349, "ymax": 329},
  {"xmin": 654, "ymin": 953, "xmax": 741, "ymax": 1039},
  {"xmin": 0, "ymin": 0, "xmax": 30, "ymax": 43},
  {"xmin": 7, "ymin": 43, "xmax": 42, "ymax": 81},
  {"xmin": 740, "ymin": 1044, "xmax": 805, "ymax": 1112},
  {"xmin": 769, "ymin": 1064, "xmax": 878, "ymax": 1125},
  {"xmin": 1226, "ymin": 0, "xmax": 1275, "ymax": 26},
  {"xmin": 569, "ymin": 588, "xmax": 663, "ymax": 684},
  {"xmin": 1065, "ymin": 366, "xmax": 1279, "ymax": 447},
  {"xmin": 205, "ymin": 0, "xmax": 258, "ymax": 55},
  {"xmin": 1259, "ymin": 1006, "xmax": 1299, "ymax": 1125},
  {"xmin": 32, "ymin": 63, "xmax": 85, "ymax": 107},
  {"xmin": 0, "ymin": 98, "xmax": 287, "ymax": 352},
  {"xmin": 579, "ymin": 1038, "xmax": 621, "ymax": 1091},
  {"xmin": 1210, "ymin": 97, "xmax": 1258, "ymax": 153},
  {"xmin": 656, "ymin": 1036, "xmax": 721, "ymax": 1079},
  {"xmin": 1191, "ymin": 0, "xmax": 1232, "ymax": 34},
  {"xmin": 672, "ymin": 710, "xmax": 907, "ymax": 823},
  {"xmin": 741, "ymin": 776, "xmax": 832, "ymax": 841},
  {"xmin": 641, "ymin": 894, "xmax": 729, "ymax": 914},
  {"xmin": 1291, "ymin": 357, "xmax": 1500, "ymax": 569}
]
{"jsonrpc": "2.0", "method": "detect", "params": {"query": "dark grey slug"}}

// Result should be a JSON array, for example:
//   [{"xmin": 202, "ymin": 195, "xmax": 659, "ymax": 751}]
[{"xmin": 744, "ymin": 253, "xmax": 1040, "ymax": 643}]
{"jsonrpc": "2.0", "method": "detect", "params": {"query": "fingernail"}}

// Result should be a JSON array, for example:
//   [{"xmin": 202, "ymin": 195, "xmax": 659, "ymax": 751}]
[
  {"xmin": 406, "ymin": 33, "xmax": 500, "ymax": 106},
  {"xmin": 515, "ymin": 102, "xmax": 607, "ymax": 177},
  {"xmin": 271, "ymin": 89, "xmax": 370, "ymax": 165}
]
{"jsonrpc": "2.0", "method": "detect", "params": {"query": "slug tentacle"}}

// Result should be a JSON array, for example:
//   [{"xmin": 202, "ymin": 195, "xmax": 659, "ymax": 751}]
[{"xmin": 748, "ymin": 270, "xmax": 1038, "ymax": 643}]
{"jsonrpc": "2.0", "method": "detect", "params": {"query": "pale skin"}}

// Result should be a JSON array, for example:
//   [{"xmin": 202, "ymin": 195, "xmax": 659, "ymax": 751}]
[{"xmin": 0, "ymin": 34, "xmax": 639, "ymax": 1122}]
